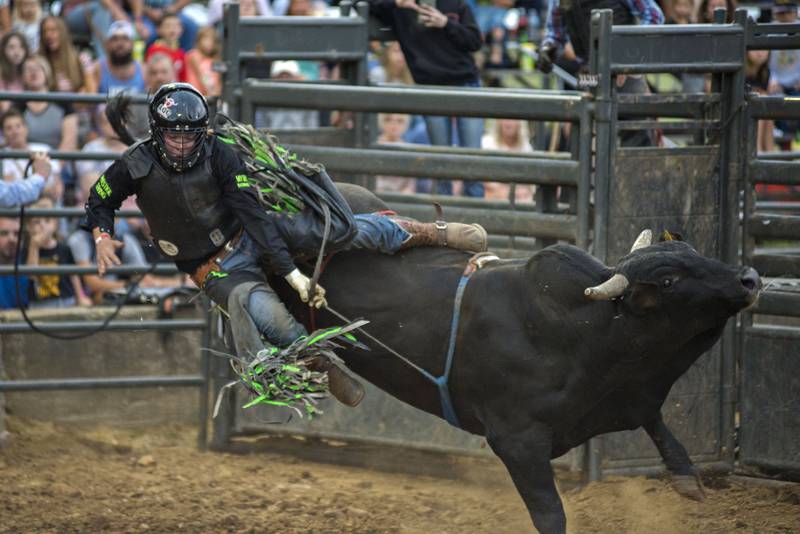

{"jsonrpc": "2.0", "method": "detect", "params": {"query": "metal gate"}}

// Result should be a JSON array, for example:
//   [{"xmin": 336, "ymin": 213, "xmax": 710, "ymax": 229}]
[{"xmin": 737, "ymin": 16, "xmax": 800, "ymax": 479}]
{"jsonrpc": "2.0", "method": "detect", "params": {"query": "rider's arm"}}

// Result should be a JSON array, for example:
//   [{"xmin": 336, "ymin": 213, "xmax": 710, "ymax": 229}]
[
  {"xmin": 213, "ymin": 140, "xmax": 297, "ymax": 277},
  {"xmin": 81, "ymin": 160, "xmax": 136, "ymax": 236}
]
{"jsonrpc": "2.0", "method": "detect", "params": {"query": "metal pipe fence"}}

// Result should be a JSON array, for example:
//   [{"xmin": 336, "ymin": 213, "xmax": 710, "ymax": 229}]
[{"xmin": 0, "ymin": 204, "xmax": 211, "ymax": 449}]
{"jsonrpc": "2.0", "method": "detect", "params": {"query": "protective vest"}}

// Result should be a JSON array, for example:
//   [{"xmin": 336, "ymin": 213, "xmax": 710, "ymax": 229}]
[
  {"xmin": 559, "ymin": 0, "xmax": 634, "ymax": 62},
  {"xmin": 123, "ymin": 139, "xmax": 240, "ymax": 262}
]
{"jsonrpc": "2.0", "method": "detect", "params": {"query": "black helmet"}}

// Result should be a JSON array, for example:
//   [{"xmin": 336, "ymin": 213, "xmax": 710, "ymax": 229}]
[{"xmin": 148, "ymin": 83, "xmax": 209, "ymax": 171}]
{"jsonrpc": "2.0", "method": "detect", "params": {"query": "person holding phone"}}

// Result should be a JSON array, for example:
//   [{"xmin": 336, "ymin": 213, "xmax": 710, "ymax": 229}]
[{"xmin": 368, "ymin": 0, "xmax": 485, "ymax": 197}]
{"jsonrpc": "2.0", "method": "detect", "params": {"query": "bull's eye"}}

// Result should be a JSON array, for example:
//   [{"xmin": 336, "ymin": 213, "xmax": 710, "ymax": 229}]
[{"xmin": 662, "ymin": 278, "xmax": 673, "ymax": 288}]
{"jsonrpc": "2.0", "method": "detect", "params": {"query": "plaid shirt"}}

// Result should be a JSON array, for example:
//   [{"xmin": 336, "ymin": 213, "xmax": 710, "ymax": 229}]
[{"xmin": 543, "ymin": 0, "xmax": 664, "ymax": 48}]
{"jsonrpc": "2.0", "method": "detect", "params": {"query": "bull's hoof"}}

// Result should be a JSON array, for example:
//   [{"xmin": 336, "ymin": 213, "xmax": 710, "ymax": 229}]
[{"xmin": 671, "ymin": 474, "xmax": 706, "ymax": 501}]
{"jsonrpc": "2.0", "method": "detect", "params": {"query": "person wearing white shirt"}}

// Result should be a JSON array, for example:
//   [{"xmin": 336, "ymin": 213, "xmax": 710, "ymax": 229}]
[{"xmin": 0, "ymin": 108, "xmax": 60, "ymax": 202}]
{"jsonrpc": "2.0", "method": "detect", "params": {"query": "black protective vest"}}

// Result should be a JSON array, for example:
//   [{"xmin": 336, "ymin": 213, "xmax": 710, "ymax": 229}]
[
  {"xmin": 559, "ymin": 0, "xmax": 634, "ymax": 61},
  {"xmin": 123, "ymin": 139, "xmax": 240, "ymax": 262}
]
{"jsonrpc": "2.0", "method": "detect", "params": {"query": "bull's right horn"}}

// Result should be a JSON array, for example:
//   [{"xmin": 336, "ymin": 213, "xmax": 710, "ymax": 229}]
[
  {"xmin": 630, "ymin": 229, "xmax": 653, "ymax": 252},
  {"xmin": 584, "ymin": 273, "xmax": 630, "ymax": 300}
]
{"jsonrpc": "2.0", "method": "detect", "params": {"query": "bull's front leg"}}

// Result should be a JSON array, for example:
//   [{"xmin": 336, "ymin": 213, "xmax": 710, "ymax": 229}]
[
  {"xmin": 487, "ymin": 422, "xmax": 565, "ymax": 534},
  {"xmin": 643, "ymin": 412, "xmax": 705, "ymax": 501}
]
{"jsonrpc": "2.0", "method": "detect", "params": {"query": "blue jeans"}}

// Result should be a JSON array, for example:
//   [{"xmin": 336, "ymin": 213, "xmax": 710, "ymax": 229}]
[
  {"xmin": 214, "ymin": 214, "xmax": 409, "ymax": 348},
  {"xmin": 423, "ymin": 80, "xmax": 485, "ymax": 197},
  {"xmin": 65, "ymin": 1, "xmax": 114, "ymax": 59}
]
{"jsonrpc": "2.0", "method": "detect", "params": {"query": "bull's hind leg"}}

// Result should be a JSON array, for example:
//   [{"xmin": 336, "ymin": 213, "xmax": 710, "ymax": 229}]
[
  {"xmin": 487, "ymin": 423, "xmax": 566, "ymax": 534},
  {"xmin": 643, "ymin": 412, "xmax": 706, "ymax": 501}
]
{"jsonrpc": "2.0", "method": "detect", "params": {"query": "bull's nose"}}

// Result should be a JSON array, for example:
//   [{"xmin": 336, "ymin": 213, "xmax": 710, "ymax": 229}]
[{"xmin": 740, "ymin": 267, "xmax": 761, "ymax": 292}]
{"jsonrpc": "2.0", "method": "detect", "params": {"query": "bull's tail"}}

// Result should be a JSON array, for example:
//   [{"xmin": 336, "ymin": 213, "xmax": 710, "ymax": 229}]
[{"xmin": 105, "ymin": 94, "xmax": 138, "ymax": 147}]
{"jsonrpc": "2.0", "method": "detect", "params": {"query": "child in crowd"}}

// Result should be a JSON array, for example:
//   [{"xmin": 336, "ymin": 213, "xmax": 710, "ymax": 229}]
[
  {"xmin": 145, "ymin": 14, "xmax": 186, "ymax": 82},
  {"xmin": 23, "ymin": 197, "xmax": 91, "ymax": 308},
  {"xmin": 39, "ymin": 16, "xmax": 96, "ymax": 94},
  {"xmin": 0, "ymin": 31, "xmax": 29, "ymax": 112},
  {"xmin": 375, "ymin": 113, "xmax": 416, "ymax": 194},
  {"xmin": 186, "ymin": 27, "xmax": 221, "ymax": 97},
  {"xmin": 481, "ymin": 119, "xmax": 535, "ymax": 203},
  {"xmin": 667, "ymin": 0, "xmax": 694, "ymax": 24},
  {"xmin": 12, "ymin": 0, "xmax": 42, "ymax": 53}
]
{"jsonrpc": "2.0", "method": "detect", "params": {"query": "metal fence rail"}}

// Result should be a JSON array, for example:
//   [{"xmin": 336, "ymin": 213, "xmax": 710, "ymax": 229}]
[
  {"xmin": 738, "ymin": 13, "xmax": 800, "ymax": 480},
  {"xmin": 0, "ymin": 205, "xmax": 212, "ymax": 448}
]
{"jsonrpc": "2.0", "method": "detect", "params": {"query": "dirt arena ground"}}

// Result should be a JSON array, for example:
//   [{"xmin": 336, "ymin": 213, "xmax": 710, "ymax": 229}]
[{"xmin": 1, "ymin": 418, "xmax": 798, "ymax": 534}]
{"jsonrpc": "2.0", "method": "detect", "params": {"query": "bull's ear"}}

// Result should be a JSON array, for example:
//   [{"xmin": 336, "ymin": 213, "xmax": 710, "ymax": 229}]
[
  {"xmin": 660, "ymin": 230, "xmax": 684, "ymax": 242},
  {"xmin": 628, "ymin": 282, "xmax": 660, "ymax": 313}
]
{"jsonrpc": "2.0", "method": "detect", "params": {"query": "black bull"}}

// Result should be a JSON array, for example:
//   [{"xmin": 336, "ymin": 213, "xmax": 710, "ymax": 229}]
[{"xmin": 263, "ymin": 185, "xmax": 761, "ymax": 534}]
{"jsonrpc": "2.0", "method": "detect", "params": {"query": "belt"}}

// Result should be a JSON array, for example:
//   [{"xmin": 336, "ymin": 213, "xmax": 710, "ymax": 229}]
[{"xmin": 190, "ymin": 228, "xmax": 244, "ymax": 289}]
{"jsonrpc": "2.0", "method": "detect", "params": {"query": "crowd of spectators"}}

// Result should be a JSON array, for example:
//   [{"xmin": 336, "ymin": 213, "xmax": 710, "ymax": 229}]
[{"xmin": 0, "ymin": 0, "xmax": 796, "ymax": 311}]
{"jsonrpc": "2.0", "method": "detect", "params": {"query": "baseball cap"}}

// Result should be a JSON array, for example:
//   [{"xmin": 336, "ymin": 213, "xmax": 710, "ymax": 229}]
[
  {"xmin": 106, "ymin": 20, "xmax": 135, "ymax": 40},
  {"xmin": 270, "ymin": 60, "xmax": 301, "ymax": 78}
]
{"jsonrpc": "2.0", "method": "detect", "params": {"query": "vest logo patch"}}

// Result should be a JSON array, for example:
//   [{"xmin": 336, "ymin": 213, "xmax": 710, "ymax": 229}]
[
  {"xmin": 158, "ymin": 239, "xmax": 179, "ymax": 256},
  {"xmin": 235, "ymin": 174, "xmax": 250, "ymax": 188},
  {"xmin": 95, "ymin": 175, "xmax": 112, "ymax": 199},
  {"xmin": 209, "ymin": 229, "xmax": 225, "ymax": 246}
]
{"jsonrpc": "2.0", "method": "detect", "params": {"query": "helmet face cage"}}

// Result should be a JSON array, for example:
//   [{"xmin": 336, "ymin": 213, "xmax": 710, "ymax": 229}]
[{"xmin": 148, "ymin": 83, "xmax": 209, "ymax": 172}]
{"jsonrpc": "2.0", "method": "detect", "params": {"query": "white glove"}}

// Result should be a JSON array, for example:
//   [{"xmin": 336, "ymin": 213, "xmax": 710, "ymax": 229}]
[{"xmin": 285, "ymin": 268, "xmax": 327, "ymax": 309}]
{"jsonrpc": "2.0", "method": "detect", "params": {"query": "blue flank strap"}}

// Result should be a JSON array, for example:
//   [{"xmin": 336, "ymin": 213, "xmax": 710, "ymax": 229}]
[{"xmin": 435, "ymin": 272, "xmax": 473, "ymax": 428}]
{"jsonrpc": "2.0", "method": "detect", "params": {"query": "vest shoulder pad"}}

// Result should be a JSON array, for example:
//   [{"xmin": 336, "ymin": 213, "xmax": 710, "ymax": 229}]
[{"xmin": 123, "ymin": 138, "xmax": 154, "ymax": 180}]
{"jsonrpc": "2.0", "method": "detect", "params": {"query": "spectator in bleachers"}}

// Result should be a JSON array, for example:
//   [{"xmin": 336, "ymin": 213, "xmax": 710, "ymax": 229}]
[
  {"xmin": 665, "ymin": 0, "xmax": 705, "ymax": 93},
  {"xmin": 1, "ymin": 108, "xmax": 63, "ymax": 203},
  {"xmin": 696, "ymin": 0, "xmax": 736, "ymax": 24},
  {"xmin": 75, "ymin": 105, "xmax": 127, "ymax": 206},
  {"xmin": 369, "ymin": 0, "xmax": 486, "ymax": 198},
  {"xmin": 0, "ymin": 150, "xmax": 51, "ymax": 207},
  {"xmin": 287, "ymin": 0, "xmax": 323, "ymax": 80},
  {"xmin": 746, "ymin": 49, "xmax": 775, "ymax": 153},
  {"xmin": 186, "ymin": 26, "xmax": 221, "ymax": 97},
  {"xmin": 369, "ymin": 41, "xmax": 414, "ymax": 85},
  {"xmin": 666, "ymin": 0, "xmax": 693, "ymax": 24},
  {"xmin": 255, "ymin": 60, "xmax": 320, "ymax": 129},
  {"xmin": 208, "ymin": 0, "xmax": 288, "ymax": 24},
  {"xmin": 145, "ymin": 13, "xmax": 187, "ymax": 82},
  {"xmin": 768, "ymin": 0, "xmax": 799, "ymax": 98},
  {"xmin": 375, "ymin": 113, "xmax": 417, "ymax": 194},
  {"xmin": 94, "ymin": 20, "xmax": 146, "ymax": 96},
  {"xmin": 22, "ymin": 196, "xmax": 92, "ymax": 307},
  {"xmin": 0, "ymin": 217, "xmax": 28, "ymax": 309},
  {"xmin": 64, "ymin": 0, "xmax": 150, "ymax": 60},
  {"xmin": 112, "ymin": 52, "xmax": 179, "ymax": 140},
  {"xmin": 140, "ymin": 0, "xmax": 198, "ymax": 53},
  {"xmin": 481, "ymin": 119, "xmax": 535, "ymax": 202},
  {"xmin": 0, "ymin": 31, "xmax": 30, "ymax": 112},
  {"xmin": 539, "ymin": 0, "xmax": 663, "ymax": 146},
  {"xmin": 768, "ymin": 0, "xmax": 799, "ymax": 145},
  {"xmin": 145, "ymin": 52, "xmax": 177, "ymax": 91},
  {"xmin": 0, "ymin": 0, "xmax": 10, "ymax": 35},
  {"xmin": 39, "ymin": 16, "xmax": 97, "ymax": 94},
  {"xmin": 18, "ymin": 56, "xmax": 79, "ymax": 153},
  {"xmin": 12, "ymin": 0, "xmax": 43, "ymax": 54}
]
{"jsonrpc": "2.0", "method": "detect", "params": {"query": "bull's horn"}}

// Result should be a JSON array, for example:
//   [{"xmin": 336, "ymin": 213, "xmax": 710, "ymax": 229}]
[
  {"xmin": 630, "ymin": 229, "xmax": 653, "ymax": 252},
  {"xmin": 584, "ymin": 273, "xmax": 630, "ymax": 300}
]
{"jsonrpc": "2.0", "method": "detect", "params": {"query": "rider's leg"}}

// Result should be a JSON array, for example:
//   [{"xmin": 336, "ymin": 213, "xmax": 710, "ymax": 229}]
[{"xmin": 347, "ymin": 213, "xmax": 488, "ymax": 253}]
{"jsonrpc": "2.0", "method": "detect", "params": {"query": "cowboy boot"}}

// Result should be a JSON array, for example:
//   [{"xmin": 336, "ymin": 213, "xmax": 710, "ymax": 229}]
[
  {"xmin": 394, "ymin": 219, "xmax": 488, "ymax": 253},
  {"xmin": 304, "ymin": 355, "xmax": 365, "ymax": 407}
]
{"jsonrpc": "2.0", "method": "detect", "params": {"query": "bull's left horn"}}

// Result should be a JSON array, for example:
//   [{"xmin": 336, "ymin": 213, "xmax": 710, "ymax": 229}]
[
  {"xmin": 630, "ymin": 229, "xmax": 653, "ymax": 252},
  {"xmin": 584, "ymin": 273, "xmax": 630, "ymax": 300}
]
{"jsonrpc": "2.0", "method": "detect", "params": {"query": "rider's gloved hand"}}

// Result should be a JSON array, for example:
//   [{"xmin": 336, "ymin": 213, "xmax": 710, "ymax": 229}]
[
  {"xmin": 537, "ymin": 42, "xmax": 558, "ymax": 74},
  {"xmin": 285, "ymin": 268, "xmax": 327, "ymax": 309}
]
